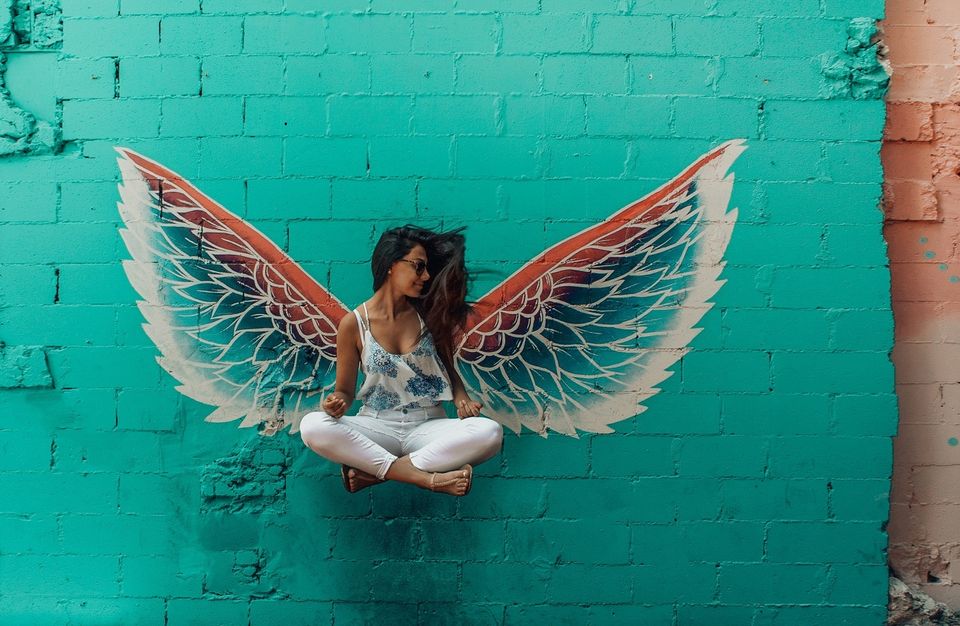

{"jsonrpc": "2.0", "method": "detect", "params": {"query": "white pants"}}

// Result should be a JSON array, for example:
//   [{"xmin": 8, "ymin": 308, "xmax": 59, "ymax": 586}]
[{"xmin": 300, "ymin": 404, "xmax": 504, "ymax": 480}]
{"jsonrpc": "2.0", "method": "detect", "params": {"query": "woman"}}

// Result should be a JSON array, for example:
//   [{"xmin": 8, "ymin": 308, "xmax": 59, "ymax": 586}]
[{"xmin": 300, "ymin": 226, "xmax": 504, "ymax": 496}]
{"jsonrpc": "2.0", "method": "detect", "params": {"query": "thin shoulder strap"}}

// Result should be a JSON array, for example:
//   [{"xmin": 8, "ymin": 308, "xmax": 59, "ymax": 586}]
[{"xmin": 353, "ymin": 305, "xmax": 368, "ymax": 348}]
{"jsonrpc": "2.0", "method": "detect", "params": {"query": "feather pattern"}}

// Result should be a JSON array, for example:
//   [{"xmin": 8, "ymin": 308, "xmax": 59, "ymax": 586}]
[
  {"xmin": 456, "ymin": 140, "xmax": 747, "ymax": 436},
  {"xmin": 116, "ymin": 149, "xmax": 348, "ymax": 434}
]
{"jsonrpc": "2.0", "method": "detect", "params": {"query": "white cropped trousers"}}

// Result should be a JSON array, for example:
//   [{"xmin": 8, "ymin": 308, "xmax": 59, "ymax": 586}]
[{"xmin": 300, "ymin": 404, "xmax": 504, "ymax": 480}]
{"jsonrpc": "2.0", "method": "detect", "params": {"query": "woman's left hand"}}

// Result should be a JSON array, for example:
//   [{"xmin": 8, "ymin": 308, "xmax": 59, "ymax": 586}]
[{"xmin": 455, "ymin": 397, "xmax": 482, "ymax": 419}]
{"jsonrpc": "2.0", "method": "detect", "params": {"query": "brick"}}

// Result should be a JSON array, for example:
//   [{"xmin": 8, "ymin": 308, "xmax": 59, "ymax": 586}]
[
  {"xmin": 285, "ymin": 55, "xmax": 371, "ymax": 95},
  {"xmin": 332, "ymin": 519, "xmax": 418, "ymax": 559},
  {"xmin": 722, "ymin": 392, "xmax": 831, "ymax": 435},
  {"xmin": 418, "ymin": 179, "xmax": 500, "ymax": 220},
  {"xmin": 244, "ymin": 96, "xmax": 326, "ymax": 136},
  {"xmin": 414, "ymin": 14, "xmax": 497, "ymax": 53},
  {"xmin": 457, "ymin": 54, "xmax": 540, "ymax": 94},
  {"xmin": 370, "ymin": 561, "xmax": 459, "ymax": 602},
  {"xmin": 630, "ymin": 56, "xmax": 717, "ymax": 96},
  {"xmin": 634, "ymin": 563, "xmax": 717, "ymax": 603},
  {"xmin": 288, "ymin": 220, "xmax": 376, "ymax": 263},
  {"xmin": 502, "ymin": 14, "xmax": 588, "ymax": 53},
  {"xmin": 543, "ymin": 55, "xmax": 627, "ymax": 94},
  {"xmin": 55, "ymin": 430, "xmax": 163, "ymax": 472},
  {"xmin": 333, "ymin": 603, "xmax": 416, "ymax": 625},
  {"xmin": 457, "ymin": 136, "xmax": 540, "ymax": 177},
  {"xmin": 769, "ymin": 436, "xmax": 892, "ymax": 479},
  {"xmin": 773, "ymin": 351, "xmax": 893, "ymax": 394},
  {"xmin": 422, "ymin": 520, "xmax": 505, "ymax": 561},
  {"xmin": 503, "ymin": 95, "xmax": 585, "ymax": 137},
  {"xmin": 678, "ymin": 17, "xmax": 759, "ymax": 56},
  {"xmin": 721, "ymin": 478, "xmax": 827, "ymax": 520},
  {"xmin": 0, "ymin": 264, "xmax": 56, "ymax": 305},
  {"xmin": 0, "ymin": 554, "xmax": 120, "ymax": 597},
  {"xmin": 247, "ymin": 178, "xmax": 330, "ymax": 220},
  {"xmin": 284, "ymin": 137, "xmax": 367, "ymax": 176},
  {"xmin": 201, "ymin": 0, "xmax": 282, "ymax": 11},
  {"xmin": 768, "ymin": 521, "xmax": 887, "ymax": 563},
  {"xmin": 0, "ymin": 224, "xmax": 120, "ymax": 264},
  {"xmin": 461, "ymin": 562, "xmax": 548, "ymax": 602},
  {"xmin": 680, "ymin": 521, "xmax": 765, "ymax": 562},
  {"xmin": 825, "ymin": 142, "xmax": 884, "ymax": 183},
  {"xmin": 765, "ymin": 181, "xmax": 882, "ymax": 225},
  {"xmin": 62, "ymin": 514, "xmax": 175, "ymax": 555},
  {"xmin": 766, "ymin": 100, "xmax": 886, "ymax": 140},
  {"xmin": 199, "ymin": 137, "xmax": 282, "ymax": 177},
  {"xmin": 62, "ymin": 16, "xmax": 159, "ymax": 56},
  {"xmin": 680, "ymin": 350, "xmax": 769, "ymax": 393},
  {"xmin": 366, "ymin": 135, "xmax": 452, "ymax": 177},
  {"xmin": 500, "ymin": 433, "xmax": 587, "ymax": 477},
  {"xmin": 62, "ymin": 99, "xmax": 160, "ymax": 141},
  {"xmin": 331, "ymin": 179, "xmax": 417, "ymax": 220},
  {"xmin": 552, "ymin": 565, "xmax": 633, "ymax": 603},
  {"xmin": 832, "ymin": 479, "xmax": 890, "ymax": 521},
  {"xmin": 167, "ymin": 600, "xmax": 247, "ymax": 625},
  {"xmin": 544, "ymin": 137, "xmax": 628, "ymax": 178},
  {"xmin": 120, "ymin": 56, "xmax": 199, "ymax": 97},
  {"xmin": 123, "ymin": 0, "xmax": 198, "ymax": 13},
  {"xmin": 160, "ymin": 97, "xmax": 243, "ymax": 136},
  {"xmin": 328, "ymin": 14, "xmax": 411, "ymax": 53},
  {"xmin": 161, "ymin": 15, "xmax": 242, "ymax": 54},
  {"xmin": 723, "ymin": 308, "xmax": 830, "ymax": 351},
  {"xmin": 329, "ymin": 95, "xmax": 412, "ymax": 135},
  {"xmin": 119, "ymin": 472, "xmax": 200, "ymax": 514},
  {"xmin": 56, "ymin": 58, "xmax": 116, "ymax": 99},
  {"xmin": 590, "ymin": 434, "xmax": 675, "ymax": 476},
  {"xmin": 65, "ymin": 0, "xmax": 120, "ymax": 17},
  {"xmin": 762, "ymin": 17, "xmax": 848, "ymax": 57},
  {"xmin": 755, "ymin": 605, "xmax": 887, "ymax": 625},
  {"xmin": 679, "ymin": 435, "xmax": 768, "ymax": 477},
  {"xmin": 370, "ymin": 54, "xmax": 455, "ymax": 93},
  {"xmin": 719, "ymin": 563, "xmax": 827, "ymax": 603},
  {"xmin": 202, "ymin": 55, "xmax": 283, "ymax": 95},
  {"xmin": 244, "ymin": 15, "xmax": 324, "ymax": 53},
  {"xmin": 458, "ymin": 478, "xmax": 546, "ymax": 519},
  {"xmin": 713, "ymin": 0, "xmax": 820, "ymax": 17},
  {"xmin": 413, "ymin": 95, "xmax": 497, "ymax": 135},
  {"xmin": 718, "ymin": 57, "xmax": 823, "ymax": 98},
  {"xmin": 506, "ymin": 519, "xmax": 629, "ymax": 564},
  {"xmin": 56, "ymin": 263, "xmax": 137, "ymax": 306},
  {"xmin": 250, "ymin": 601, "xmax": 333, "ymax": 626},
  {"xmin": 772, "ymin": 267, "xmax": 891, "ymax": 309},
  {"xmin": 674, "ymin": 97, "xmax": 759, "ymax": 139}
]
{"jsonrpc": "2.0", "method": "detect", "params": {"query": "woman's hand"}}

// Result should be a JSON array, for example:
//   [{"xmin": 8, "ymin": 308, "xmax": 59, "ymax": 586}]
[
  {"xmin": 455, "ymin": 396, "xmax": 482, "ymax": 419},
  {"xmin": 323, "ymin": 392, "xmax": 349, "ymax": 418}
]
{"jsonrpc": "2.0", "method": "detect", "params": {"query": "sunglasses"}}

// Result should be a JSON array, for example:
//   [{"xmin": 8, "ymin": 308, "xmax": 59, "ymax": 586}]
[{"xmin": 397, "ymin": 258, "xmax": 428, "ymax": 276}]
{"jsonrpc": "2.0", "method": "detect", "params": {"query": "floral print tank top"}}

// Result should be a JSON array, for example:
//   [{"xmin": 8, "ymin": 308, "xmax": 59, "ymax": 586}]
[{"xmin": 354, "ymin": 303, "xmax": 454, "ymax": 411}]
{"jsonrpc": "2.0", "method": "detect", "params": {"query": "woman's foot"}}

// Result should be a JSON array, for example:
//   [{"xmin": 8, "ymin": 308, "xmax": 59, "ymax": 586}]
[
  {"xmin": 428, "ymin": 464, "xmax": 472, "ymax": 497},
  {"xmin": 341, "ymin": 465, "xmax": 384, "ymax": 493}
]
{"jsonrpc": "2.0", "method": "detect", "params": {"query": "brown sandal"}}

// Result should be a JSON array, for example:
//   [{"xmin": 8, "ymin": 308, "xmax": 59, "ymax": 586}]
[{"xmin": 429, "ymin": 464, "xmax": 473, "ymax": 496}]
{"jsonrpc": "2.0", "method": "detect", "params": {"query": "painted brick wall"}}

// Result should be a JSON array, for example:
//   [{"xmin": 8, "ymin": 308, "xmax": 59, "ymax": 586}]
[
  {"xmin": 0, "ymin": 1, "xmax": 893, "ymax": 624},
  {"xmin": 883, "ymin": 0, "xmax": 960, "ymax": 609}
]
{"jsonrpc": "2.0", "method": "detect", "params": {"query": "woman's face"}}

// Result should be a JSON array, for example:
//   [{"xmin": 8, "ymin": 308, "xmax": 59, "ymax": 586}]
[{"xmin": 392, "ymin": 244, "xmax": 430, "ymax": 298}]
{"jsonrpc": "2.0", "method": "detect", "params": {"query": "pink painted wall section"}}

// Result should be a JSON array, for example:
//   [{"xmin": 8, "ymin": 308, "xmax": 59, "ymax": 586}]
[{"xmin": 884, "ymin": 0, "xmax": 960, "ymax": 607}]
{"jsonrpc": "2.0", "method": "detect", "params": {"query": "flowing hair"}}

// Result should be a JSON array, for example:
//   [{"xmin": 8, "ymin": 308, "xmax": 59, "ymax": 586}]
[{"xmin": 370, "ymin": 225, "xmax": 471, "ymax": 365}]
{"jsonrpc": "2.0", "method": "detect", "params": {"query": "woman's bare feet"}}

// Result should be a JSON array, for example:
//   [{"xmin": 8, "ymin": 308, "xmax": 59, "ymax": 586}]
[
  {"xmin": 341, "ymin": 465, "xmax": 384, "ymax": 493},
  {"xmin": 384, "ymin": 457, "xmax": 473, "ymax": 496},
  {"xmin": 429, "ymin": 464, "xmax": 472, "ymax": 496}
]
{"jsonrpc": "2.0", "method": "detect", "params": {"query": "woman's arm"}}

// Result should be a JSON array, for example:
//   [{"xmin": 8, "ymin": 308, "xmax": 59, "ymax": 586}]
[
  {"xmin": 322, "ymin": 313, "xmax": 361, "ymax": 418},
  {"xmin": 439, "ymin": 349, "xmax": 482, "ymax": 418}
]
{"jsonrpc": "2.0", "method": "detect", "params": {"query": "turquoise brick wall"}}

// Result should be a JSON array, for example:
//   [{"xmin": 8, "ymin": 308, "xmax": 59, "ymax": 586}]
[{"xmin": 0, "ymin": 1, "xmax": 893, "ymax": 624}]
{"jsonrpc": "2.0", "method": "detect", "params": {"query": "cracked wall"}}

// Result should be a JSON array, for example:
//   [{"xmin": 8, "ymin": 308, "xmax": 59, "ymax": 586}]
[
  {"xmin": 0, "ymin": 2, "xmax": 895, "ymax": 624},
  {"xmin": 884, "ymin": 0, "xmax": 960, "ymax": 609}
]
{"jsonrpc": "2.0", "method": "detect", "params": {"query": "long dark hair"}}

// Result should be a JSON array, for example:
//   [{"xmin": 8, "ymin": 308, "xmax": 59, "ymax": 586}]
[{"xmin": 370, "ymin": 225, "xmax": 471, "ymax": 364}]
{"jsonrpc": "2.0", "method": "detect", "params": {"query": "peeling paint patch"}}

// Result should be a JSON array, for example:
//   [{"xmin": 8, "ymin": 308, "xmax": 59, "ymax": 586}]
[
  {"xmin": 200, "ymin": 439, "xmax": 289, "ymax": 514},
  {"xmin": 821, "ymin": 18, "xmax": 890, "ymax": 100},
  {"xmin": 0, "ymin": 344, "xmax": 53, "ymax": 388}
]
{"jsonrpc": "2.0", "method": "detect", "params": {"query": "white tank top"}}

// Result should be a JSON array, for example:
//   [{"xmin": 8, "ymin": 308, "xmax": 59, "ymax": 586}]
[{"xmin": 354, "ymin": 303, "xmax": 453, "ymax": 411}]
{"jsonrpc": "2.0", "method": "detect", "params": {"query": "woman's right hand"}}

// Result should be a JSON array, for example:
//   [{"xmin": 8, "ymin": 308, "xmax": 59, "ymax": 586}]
[{"xmin": 323, "ymin": 392, "xmax": 349, "ymax": 418}]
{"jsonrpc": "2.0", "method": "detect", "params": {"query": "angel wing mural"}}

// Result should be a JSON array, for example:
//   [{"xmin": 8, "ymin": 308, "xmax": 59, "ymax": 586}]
[{"xmin": 116, "ymin": 139, "xmax": 746, "ymax": 437}]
